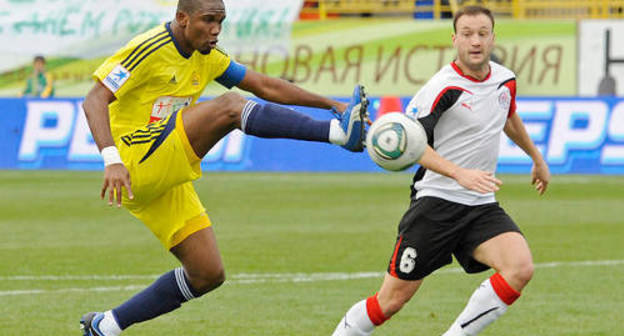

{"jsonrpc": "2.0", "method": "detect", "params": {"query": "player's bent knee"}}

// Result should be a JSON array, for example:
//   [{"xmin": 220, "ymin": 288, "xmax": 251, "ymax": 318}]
[
  {"xmin": 189, "ymin": 267, "xmax": 226, "ymax": 295},
  {"xmin": 216, "ymin": 92, "xmax": 246, "ymax": 119},
  {"xmin": 503, "ymin": 260, "xmax": 534, "ymax": 290},
  {"xmin": 514, "ymin": 261, "xmax": 534, "ymax": 285}
]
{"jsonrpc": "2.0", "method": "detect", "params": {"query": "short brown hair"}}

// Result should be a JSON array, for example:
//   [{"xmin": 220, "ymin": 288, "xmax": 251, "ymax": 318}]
[{"xmin": 453, "ymin": 6, "xmax": 494, "ymax": 33}]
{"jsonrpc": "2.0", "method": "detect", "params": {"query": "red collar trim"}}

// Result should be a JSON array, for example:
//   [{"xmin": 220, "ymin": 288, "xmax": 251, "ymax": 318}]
[{"xmin": 451, "ymin": 61, "xmax": 491, "ymax": 82}]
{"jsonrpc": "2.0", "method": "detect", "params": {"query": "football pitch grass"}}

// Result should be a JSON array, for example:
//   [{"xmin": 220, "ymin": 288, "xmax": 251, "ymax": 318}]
[{"xmin": 1, "ymin": 171, "xmax": 622, "ymax": 335}]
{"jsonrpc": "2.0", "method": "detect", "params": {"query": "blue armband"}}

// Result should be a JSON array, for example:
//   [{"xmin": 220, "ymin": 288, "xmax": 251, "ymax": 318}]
[{"xmin": 215, "ymin": 60, "xmax": 247, "ymax": 89}]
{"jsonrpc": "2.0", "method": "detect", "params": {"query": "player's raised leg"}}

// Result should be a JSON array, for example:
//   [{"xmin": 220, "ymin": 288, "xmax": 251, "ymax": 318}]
[
  {"xmin": 442, "ymin": 232, "xmax": 533, "ymax": 336},
  {"xmin": 181, "ymin": 85, "xmax": 368, "ymax": 158}
]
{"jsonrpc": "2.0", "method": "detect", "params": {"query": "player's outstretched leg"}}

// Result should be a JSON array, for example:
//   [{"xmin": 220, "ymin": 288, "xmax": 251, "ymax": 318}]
[
  {"xmin": 240, "ymin": 84, "xmax": 368, "ymax": 152},
  {"xmin": 181, "ymin": 85, "xmax": 368, "ymax": 158}
]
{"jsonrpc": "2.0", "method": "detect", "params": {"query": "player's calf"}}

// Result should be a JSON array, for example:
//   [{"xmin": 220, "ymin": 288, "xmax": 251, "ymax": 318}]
[
  {"xmin": 80, "ymin": 267, "xmax": 210, "ymax": 335},
  {"xmin": 442, "ymin": 273, "xmax": 521, "ymax": 336}
]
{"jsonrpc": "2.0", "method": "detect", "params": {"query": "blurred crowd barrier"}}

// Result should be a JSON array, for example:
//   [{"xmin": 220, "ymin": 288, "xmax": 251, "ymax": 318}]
[{"xmin": 300, "ymin": 0, "xmax": 624, "ymax": 19}]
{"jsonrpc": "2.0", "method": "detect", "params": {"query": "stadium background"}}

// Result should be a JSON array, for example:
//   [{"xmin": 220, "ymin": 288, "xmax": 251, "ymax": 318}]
[{"xmin": 1, "ymin": 1, "xmax": 623, "ymax": 335}]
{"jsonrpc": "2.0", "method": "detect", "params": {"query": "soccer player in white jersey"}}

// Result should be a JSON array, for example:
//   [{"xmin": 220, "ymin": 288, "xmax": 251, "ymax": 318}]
[{"xmin": 332, "ymin": 6, "xmax": 550, "ymax": 336}]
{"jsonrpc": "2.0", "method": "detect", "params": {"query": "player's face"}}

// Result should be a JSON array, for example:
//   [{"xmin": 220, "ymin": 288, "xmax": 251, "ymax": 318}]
[
  {"xmin": 33, "ymin": 59, "xmax": 45, "ymax": 73},
  {"xmin": 185, "ymin": 0, "xmax": 226, "ymax": 53},
  {"xmin": 452, "ymin": 14, "xmax": 494, "ymax": 72}
]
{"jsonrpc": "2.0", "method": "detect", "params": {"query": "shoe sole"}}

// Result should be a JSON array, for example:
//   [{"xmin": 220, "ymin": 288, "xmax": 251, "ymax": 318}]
[
  {"xmin": 80, "ymin": 312, "xmax": 100, "ymax": 336},
  {"xmin": 355, "ymin": 86, "xmax": 368, "ymax": 150}
]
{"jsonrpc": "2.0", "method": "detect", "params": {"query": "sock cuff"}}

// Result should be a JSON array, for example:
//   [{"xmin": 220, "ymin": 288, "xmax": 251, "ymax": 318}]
[
  {"xmin": 104, "ymin": 310, "xmax": 123, "ymax": 334},
  {"xmin": 366, "ymin": 294, "xmax": 389, "ymax": 326},
  {"xmin": 174, "ymin": 267, "xmax": 198, "ymax": 301},
  {"xmin": 241, "ymin": 100, "xmax": 258, "ymax": 132},
  {"xmin": 490, "ymin": 273, "xmax": 521, "ymax": 305}
]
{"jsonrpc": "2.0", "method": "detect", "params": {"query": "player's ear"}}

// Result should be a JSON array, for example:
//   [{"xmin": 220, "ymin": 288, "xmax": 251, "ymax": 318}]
[{"xmin": 176, "ymin": 11, "xmax": 189, "ymax": 28}]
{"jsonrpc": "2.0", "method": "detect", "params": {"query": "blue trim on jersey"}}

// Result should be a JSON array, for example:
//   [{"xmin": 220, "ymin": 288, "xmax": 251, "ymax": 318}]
[
  {"xmin": 121, "ymin": 30, "xmax": 168, "ymax": 69},
  {"xmin": 165, "ymin": 22, "xmax": 191, "ymax": 59},
  {"xmin": 139, "ymin": 112, "xmax": 178, "ymax": 164},
  {"xmin": 124, "ymin": 36, "xmax": 172, "ymax": 71},
  {"xmin": 215, "ymin": 60, "xmax": 247, "ymax": 89},
  {"xmin": 128, "ymin": 37, "xmax": 172, "ymax": 72}
]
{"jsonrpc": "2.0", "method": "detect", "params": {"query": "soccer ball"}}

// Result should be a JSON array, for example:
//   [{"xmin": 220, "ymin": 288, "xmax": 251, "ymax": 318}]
[{"xmin": 366, "ymin": 112, "xmax": 427, "ymax": 171}]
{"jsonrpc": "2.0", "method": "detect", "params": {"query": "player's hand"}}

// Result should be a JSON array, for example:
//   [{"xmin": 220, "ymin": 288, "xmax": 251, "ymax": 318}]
[
  {"xmin": 101, "ymin": 163, "xmax": 134, "ymax": 208},
  {"xmin": 454, "ymin": 168, "xmax": 502, "ymax": 194},
  {"xmin": 531, "ymin": 161, "xmax": 550, "ymax": 195}
]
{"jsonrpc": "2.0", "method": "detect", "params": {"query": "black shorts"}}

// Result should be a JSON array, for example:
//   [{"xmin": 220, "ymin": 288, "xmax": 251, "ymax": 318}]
[{"xmin": 387, "ymin": 196, "xmax": 521, "ymax": 281}]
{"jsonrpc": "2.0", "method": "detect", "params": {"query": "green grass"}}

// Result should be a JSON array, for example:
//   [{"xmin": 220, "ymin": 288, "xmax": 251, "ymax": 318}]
[{"xmin": 0, "ymin": 172, "xmax": 622, "ymax": 335}]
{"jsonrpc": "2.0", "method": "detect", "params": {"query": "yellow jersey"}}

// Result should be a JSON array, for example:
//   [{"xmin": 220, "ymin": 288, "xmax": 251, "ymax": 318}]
[{"xmin": 93, "ymin": 22, "xmax": 246, "ymax": 143}]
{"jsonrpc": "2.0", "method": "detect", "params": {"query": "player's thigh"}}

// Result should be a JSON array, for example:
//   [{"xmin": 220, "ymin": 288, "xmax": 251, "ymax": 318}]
[
  {"xmin": 455, "ymin": 203, "xmax": 529, "ymax": 274},
  {"xmin": 472, "ymin": 232, "xmax": 532, "ymax": 273},
  {"xmin": 388, "ymin": 197, "xmax": 468, "ymax": 281},
  {"xmin": 131, "ymin": 182, "xmax": 212, "ymax": 250},
  {"xmin": 120, "ymin": 111, "xmax": 201, "ymax": 206},
  {"xmin": 181, "ymin": 92, "xmax": 247, "ymax": 158}
]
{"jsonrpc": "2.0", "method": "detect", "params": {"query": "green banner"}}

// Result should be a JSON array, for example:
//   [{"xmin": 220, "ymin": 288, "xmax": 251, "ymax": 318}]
[{"xmin": 0, "ymin": 18, "xmax": 576, "ymax": 97}]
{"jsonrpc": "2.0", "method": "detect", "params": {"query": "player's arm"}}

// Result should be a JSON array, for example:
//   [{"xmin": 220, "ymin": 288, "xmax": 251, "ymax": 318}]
[
  {"xmin": 504, "ymin": 112, "xmax": 550, "ymax": 194},
  {"xmin": 417, "ymin": 145, "xmax": 502, "ymax": 194},
  {"xmin": 83, "ymin": 81, "xmax": 134, "ymax": 207},
  {"xmin": 236, "ymin": 68, "xmax": 347, "ymax": 112},
  {"xmin": 40, "ymin": 73, "xmax": 54, "ymax": 98}
]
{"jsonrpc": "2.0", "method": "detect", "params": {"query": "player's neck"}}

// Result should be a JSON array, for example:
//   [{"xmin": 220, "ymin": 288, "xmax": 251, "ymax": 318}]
[
  {"xmin": 453, "ymin": 60, "xmax": 490, "ymax": 81},
  {"xmin": 170, "ymin": 21, "xmax": 195, "ymax": 56}
]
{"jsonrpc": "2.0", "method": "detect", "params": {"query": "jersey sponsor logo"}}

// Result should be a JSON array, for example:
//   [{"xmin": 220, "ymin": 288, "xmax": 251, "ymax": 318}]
[
  {"xmin": 103, "ymin": 65, "xmax": 131, "ymax": 93},
  {"xmin": 150, "ymin": 96, "xmax": 192, "ymax": 123}
]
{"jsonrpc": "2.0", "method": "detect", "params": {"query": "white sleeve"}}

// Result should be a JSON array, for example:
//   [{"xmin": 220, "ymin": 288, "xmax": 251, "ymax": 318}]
[{"xmin": 405, "ymin": 83, "xmax": 440, "ymax": 119}]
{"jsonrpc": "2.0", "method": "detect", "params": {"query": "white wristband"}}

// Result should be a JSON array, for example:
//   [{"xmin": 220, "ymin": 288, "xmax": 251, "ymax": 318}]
[{"xmin": 101, "ymin": 146, "xmax": 123, "ymax": 167}]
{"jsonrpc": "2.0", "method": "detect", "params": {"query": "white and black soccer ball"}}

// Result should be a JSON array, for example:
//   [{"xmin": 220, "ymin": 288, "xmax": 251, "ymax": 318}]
[{"xmin": 366, "ymin": 112, "xmax": 427, "ymax": 171}]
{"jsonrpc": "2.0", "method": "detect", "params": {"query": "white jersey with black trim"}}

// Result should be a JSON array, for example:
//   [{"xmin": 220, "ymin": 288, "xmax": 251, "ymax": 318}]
[{"xmin": 406, "ymin": 61, "xmax": 517, "ymax": 206}]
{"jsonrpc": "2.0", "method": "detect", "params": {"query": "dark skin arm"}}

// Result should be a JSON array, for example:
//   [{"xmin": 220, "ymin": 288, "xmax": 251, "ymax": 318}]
[
  {"xmin": 236, "ymin": 68, "xmax": 348, "ymax": 113},
  {"xmin": 83, "ymin": 81, "xmax": 134, "ymax": 207}
]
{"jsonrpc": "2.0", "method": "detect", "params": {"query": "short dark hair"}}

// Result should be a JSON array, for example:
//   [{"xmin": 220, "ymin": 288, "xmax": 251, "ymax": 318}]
[
  {"xmin": 453, "ymin": 6, "xmax": 495, "ymax": 33},
  {"xmin": 177, "ymin": 0, "xmax": 202, "ymax": 14},
  {"xmin": 33, "ymin": 55, "xmax": 45, "ymax": 63}
]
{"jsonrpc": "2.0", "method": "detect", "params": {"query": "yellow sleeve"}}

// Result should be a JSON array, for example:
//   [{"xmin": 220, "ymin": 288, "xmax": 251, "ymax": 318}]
[
  {"xmin": 40, "ymin": 73, "xmax": 54, "ymax": 98},
  {"xmin": 210, "ymin": 47, "xmax": 232, "ymax": 80},
  {"xmin": 93, "ymin": 43, "xmax": 149, "ymax": 99}
]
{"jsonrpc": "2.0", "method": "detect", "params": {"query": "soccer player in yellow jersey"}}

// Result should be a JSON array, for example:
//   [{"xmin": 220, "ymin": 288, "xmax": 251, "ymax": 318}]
[{"xmin": 79, "ymin": 0, "xmax": 368, "ymax": 335}]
